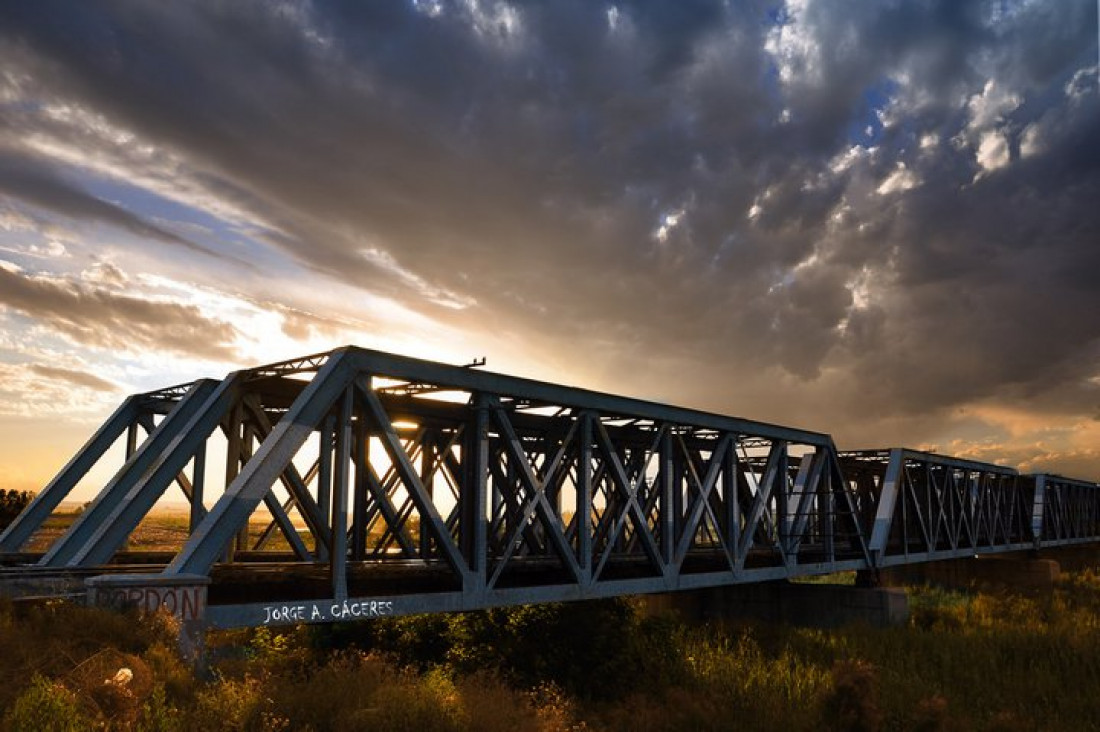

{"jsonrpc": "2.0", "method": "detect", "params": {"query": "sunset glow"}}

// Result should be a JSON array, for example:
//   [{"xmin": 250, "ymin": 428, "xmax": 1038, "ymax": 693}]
[{"xmin": 1, "ymin": 1, "xmax": 1098, "ymax": 499}]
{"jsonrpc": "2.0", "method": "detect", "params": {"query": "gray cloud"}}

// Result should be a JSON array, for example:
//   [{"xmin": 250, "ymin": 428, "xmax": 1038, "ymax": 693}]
[
  {"xmin": 0, "ymin": 265, "xmax": 241, "ymax": 361},
  {"xmin": 28, "ymin": 364, "xmax": 120, "ymax": 393},
  {"xmin": 0, "ymin": 0, "xmax": 1098, "ymax": 451}
]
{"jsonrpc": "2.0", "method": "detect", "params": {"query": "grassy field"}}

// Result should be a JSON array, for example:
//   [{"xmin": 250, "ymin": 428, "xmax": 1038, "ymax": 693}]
[
  {"xmin": 3, "ymin": 567, "xmax": 1100, "ymax": 730},
  {"xmin": 22, "ymin": 508, "xmax": 314, "ymax": 555},
  {"xmin": 22, "ymin": 506, "xmax": 424, "ymax": 556},
  {"xmin": 5, "ymin": 509, "xmax": 1100, "ymax": 729}
]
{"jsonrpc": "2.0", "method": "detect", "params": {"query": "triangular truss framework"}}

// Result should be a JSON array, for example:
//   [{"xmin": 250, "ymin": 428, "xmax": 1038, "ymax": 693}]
[{"xmin": 2, "ymin": 347, "xmax": 1098, "ymax": 626}]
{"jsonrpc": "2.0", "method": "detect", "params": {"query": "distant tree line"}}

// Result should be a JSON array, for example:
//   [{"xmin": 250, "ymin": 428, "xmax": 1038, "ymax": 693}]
[{"xmin": 0, "ymin": 489, "xmax": 33, "ymax": 529}]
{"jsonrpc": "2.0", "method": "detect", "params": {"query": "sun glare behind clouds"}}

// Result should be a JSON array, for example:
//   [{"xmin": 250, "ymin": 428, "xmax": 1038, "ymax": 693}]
[{"xmin": 0, "ymin": 1, "xmax": 1098, "ymax": 498}]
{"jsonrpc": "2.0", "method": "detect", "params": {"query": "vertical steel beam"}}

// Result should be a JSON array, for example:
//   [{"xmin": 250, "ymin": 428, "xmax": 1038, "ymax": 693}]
[
  {"xmin": 577, "ymin": 411, "xmax": 593, "ymax": 586},
  {"xmin": 126, "ymin": 421, "xmax": 140, "ymax": 459},
  {"xmin": 351, "ymin": 408, "xmax": 369, "ymax": 561},
  {"xmin": 419, "ymin": 431, "xmax": 434, "ymax": 559},
  {"xmin": 317, "ymin": 416, "xmax": 333, "ymax": 563},
  {"xmin": 820, "ymin": 459, "xmax": 835, "ymax": 561},
  {"xmin": 723, "ymin": 437, "xmax": 740, "ymax": 566},
  {"xmin": 672, "ymin": 436, "xmax": 684, "ymax": 533},
  {"xmin": 1032, "ymin": 475, "xmax": 1046, "ymax": 547},
  {"xmin": 659, "ymin": 429, "xmax": 674, "ymax": 565},
  {"xmin": 331, "ymin": 388, "xmax": 352, "ymax": 601},
  {"xmin": 461, "ymin": 398, "xmax": 489, "ymax": 589},
  {"xmin": 222, "ymin": 399, "xmax": 243, "ymax": 563},
  {"xmin": 235, "ymin": 423, "xmax": 255, "ymax": 553},
  {"xmin": 868, "ymin": 449, "xmax": 904, "ymax": 563},
  {"xmin": 190, "ymin": 443, "xmax": 206, "ymax": 533}
]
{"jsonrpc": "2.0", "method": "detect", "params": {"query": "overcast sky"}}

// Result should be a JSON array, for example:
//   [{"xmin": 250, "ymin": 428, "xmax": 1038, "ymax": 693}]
[{"xmin": 0, "ymin": 0, "xmax": 1098, "ymax": 495}]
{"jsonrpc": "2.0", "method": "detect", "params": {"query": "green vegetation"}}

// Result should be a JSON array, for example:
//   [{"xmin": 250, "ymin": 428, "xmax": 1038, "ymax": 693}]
[
  {"xmin": 0, "ymin": 489, "xmax": 33, "ymax": 530},
  {"xmin": 4, "ymin": 571, "xmax": 1100, "ymax": 730}
]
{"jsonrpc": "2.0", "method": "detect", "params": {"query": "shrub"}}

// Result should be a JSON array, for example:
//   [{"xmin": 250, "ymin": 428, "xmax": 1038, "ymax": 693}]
[
  {"xmin": 184, "ymin": 675, "xmax": 263, "ymax": 731},
  {"xmin": 4, "ymin": 674, "xmax": 88, "ymax": 732},
  {"xmin": 820, "ymin": 659, "xmax": 882, "ymax": 732},
  {"xmin": 444, "ymin": 598, "xmax": 685, "ymax": 700},
  {"xmin": 0, "ymin": 489, "xmax": 33, "ymax": 529},
  {"xmin": 137, "ymin": 684, "xmax": 183, "ymax": 732}
]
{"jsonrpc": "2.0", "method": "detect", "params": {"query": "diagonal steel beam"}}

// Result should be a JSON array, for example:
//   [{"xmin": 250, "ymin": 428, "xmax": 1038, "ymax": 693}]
[
  {"xmin": 357, "ymin": 378, "xmax": 469, "ymax": 579},
  {"xmin": 672, "ymin": 434, "xmax": 733, "ymax": 570},
  {"xmin": 41, "ymin": 380, "xmax": 220, "ymax": 567},
  {"xmin": 488, "ymin": 402, "xmax": 582, "ymax": 585},
  {"xmin": 593, "ymin": 421, "xmax": 665, "ymax": 580},
  {"xmin": 67, "ymin": 374, "xmax": 244, "ymax": 567},
  {"xmin": 243, "ymin": 398, "xmax": 332, "ymax": 554},
  {"xmin": 362, "ymin": 460, "xmax": 419, "ymax": 557},
  {"xmin": 166, "ymin": 349, "xmax": 356, "ymax": 576},
  {"xmin": 0, "ymin": 395, "xmax": 141, "ymax": 553},
  {"xmin": 735, "ymin": 442, "xmax": 786, "ymax": 567}
]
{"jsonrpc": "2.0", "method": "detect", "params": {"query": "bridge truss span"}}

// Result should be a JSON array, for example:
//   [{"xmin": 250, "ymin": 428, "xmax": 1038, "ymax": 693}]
[{"xmin": 1, "ymin": 346, "xmax": 1098, "ymax": 629}]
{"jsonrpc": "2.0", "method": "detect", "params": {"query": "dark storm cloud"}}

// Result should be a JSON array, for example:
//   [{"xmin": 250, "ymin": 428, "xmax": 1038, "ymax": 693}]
[
  {"xmin": 0, "ymin": 0, "xmax": 1098, "ymax": 444},
  {"xmin": 0, "ymin": 265, "xmax": 241, "ymax": 361}
]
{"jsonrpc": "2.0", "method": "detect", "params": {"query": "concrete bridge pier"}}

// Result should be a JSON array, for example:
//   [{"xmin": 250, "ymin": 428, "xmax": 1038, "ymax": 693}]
[
  {"xmin": 644, "ymin": 581, "xmax": 910, "ymax": 629},
  {"xmin": 86, "ymin": 574, "xmax": 210, "ymax": 669}
]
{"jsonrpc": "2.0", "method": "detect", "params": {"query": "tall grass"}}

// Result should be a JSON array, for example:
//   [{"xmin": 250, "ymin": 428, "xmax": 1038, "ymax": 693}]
[{"xmin": 4, "ymin": 571, "xmax": 1100, "ymax": 729}]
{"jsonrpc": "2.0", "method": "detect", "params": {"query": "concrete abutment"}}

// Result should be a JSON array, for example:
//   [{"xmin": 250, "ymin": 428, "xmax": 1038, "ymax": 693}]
[{"xmin": 86, "ymin": 573, "xmax": 210, "ymax": 669}]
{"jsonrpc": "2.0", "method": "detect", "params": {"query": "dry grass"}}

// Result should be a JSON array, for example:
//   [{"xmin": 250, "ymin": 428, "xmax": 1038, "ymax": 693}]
[
  {"xmin": 4, "ymin": 571, "xmax": 1100, "ymax": 729},
  {"xmin": 22, "ymin": 509, "xmax": 313, "ymax": 554}
]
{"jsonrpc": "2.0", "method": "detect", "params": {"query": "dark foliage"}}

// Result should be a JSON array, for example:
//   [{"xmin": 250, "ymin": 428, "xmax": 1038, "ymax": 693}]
[
  {"xmin": 0, "ymin": 489, "xmax": 33, "ymax": 529},
  {"xmin": 316, "ymin": 597, "xmax": 686, "ymax": 701}
]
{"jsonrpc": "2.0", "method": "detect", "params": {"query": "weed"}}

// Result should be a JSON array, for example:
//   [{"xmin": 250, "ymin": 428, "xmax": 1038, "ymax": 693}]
[
  {"xmin": 820, "ymin": 659, "xmax": 882, "ymax": 732},
  {"xmin": 5, "ymin": 568, "xmax": 1100, "ymax": 729},
  {"xmin": 3, "ymin": 674, "xmax": 88, "ymax": 732}
]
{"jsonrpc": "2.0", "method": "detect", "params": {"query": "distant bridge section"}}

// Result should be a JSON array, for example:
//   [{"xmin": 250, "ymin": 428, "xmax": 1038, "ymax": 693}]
[{"xmin": 0, "ymin": 347, "xmax": 1097, "ymax": 633}]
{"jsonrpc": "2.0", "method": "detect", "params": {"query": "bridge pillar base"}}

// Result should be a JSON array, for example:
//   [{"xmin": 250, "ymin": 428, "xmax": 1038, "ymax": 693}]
[
  {"xmin": 644, "ymin": 582, "xmax": 909, "ymax": 629},
  {"xmin": 877, "ymin": 556, "xmax": 1060, "ymax": 594},
  {"xmin": 86, "ymin": 574, "xmax": 210, "ymax": 669}
]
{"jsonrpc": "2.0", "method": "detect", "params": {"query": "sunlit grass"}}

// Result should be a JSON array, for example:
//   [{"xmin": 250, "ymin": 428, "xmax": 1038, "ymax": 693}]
[
  {"xmin": 4, "ymin": 570, "xmax": 1100, "ymax": 729},
  {"xmin": 22, "ymin": 508, "xmax": 422, "ymax": 556}
]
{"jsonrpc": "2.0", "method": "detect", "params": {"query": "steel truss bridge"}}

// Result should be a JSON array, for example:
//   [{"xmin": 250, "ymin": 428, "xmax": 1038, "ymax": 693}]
[{"xmin": 1, "ymin": 346, "xmax": 1098, "ymax": 630}]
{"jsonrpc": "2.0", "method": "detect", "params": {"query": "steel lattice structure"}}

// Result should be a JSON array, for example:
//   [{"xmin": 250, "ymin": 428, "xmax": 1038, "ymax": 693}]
[{"xmin": 1, "ymin": 346, "xmax": 1098, "ymax": 629}]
